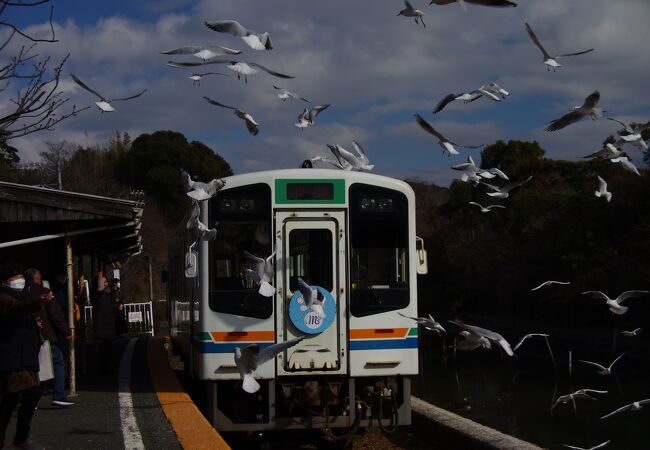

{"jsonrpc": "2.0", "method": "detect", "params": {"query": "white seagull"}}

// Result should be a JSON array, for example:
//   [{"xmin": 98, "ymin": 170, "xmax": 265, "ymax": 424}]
[
  {"xmin": 273, "ymin": 85, "xmax": 309, "ymax": 103},
  {"xmin": 297, "ymin": 277, "xmax": 326, "ymax": 318},
  {"xmin": 397, "ymin": 1, "xmax": 426, "ymax": 27},
  {"xmin": 608, "ymin": 118, "xmax": 650, "ymax": 151},
  {"xmin": 583, "ymin": 143, "xmax": 626, "ymax": 160},
  {"xmin": 612, "ymin": 154, "xmax": 641, "ymax": 176},
  {"xmin": 468, "ymin": 202, "xmax": 505, "ymax": 213},
  {"xmin": 563, "ymin": 440, "xmax": 610, "ymax": 450},
  {"xmin": 414, "ymin": 114, "xmax": 484, "ymax": 156},
  {"xmin": 70, "ymin": 74, "xmax": 146, "ymax": 113},
  {"xmin": 203, "ymin": 96, "xmax": 260, "ymax": 136},
  {"xmin": 166, "ymin": 62, "xmax": 229, "ymax": 86},
  {"xmin": 326, "ymin": 142, "xmax": 374, "ymax": 171},
  {"xmin": 160, "ymin": 45, "xmax": 241, "ymax": 61},
  {"xmin": 398, "ymin": 312, "xmax": 446, "ymax": 335},
  {"xmin": 453, "ymin": 156, "xmax": 509, "ymax": 183},
  {"xmin": 481, "ymin": 176, "xmax": 532, "ymax": 199},
  {"xmin": 525, "ymin": 22, "xmax": 594, "ymax": 72},
  {"xmin": 579, "ymin": 353, "xmax": 625, "ymax": 376},
  {"xmin": 242, "ymin": 250, "xmax": 276, "ymax": 297},
  {"xmin": 594, "ymin": 176, "xmax": 612, "ymax": 202},
  {"xmin": 620, "ymin": 328, "xmax": 641, "ymax": 337},
  {"xmin": 551, "ymin": 389, "xmax": 608, "ymax": 412},
  {"xmin": 531, "ymin": 280, "xmax": 571, "ymax": 291},
  {"xmin": 205, "ymin": 20, "xmax": 272, "ymax": 50},
  {"xmin": 430, "ymin": 0, "xmax": 517, "ymax": 10},
  {"xmin": 205, "ymin": 60, "xmax": 294, "ymax": 83},
  {"xmin": 234, "ymin": 337, "xmax": 304, "ymax": 394},
  {"xmin": 545, "ymin": 91, "xmax": 602, "ymax": 132},
  {"xmin": 450, "ymin": 320, "xmax": 514, "ymax": 356},
  {"xmin": 582, "ymin": 290, "xmax": 649, "ymax": 315},
  {"xmin": 433, "ymin": 83, "xmax": 509, "ymax": 114},
  {"xmin": 187, "ymin": 202, "xmax": 217, "ymax": 241},
  {"xmin": 513, "ymin": 333, "xmax": 550, "ymax": 352},
  {"xmin": 295, "ymin": 104, "xmax": 330, "ymax": 129},
  {"xmin": 600, "ymin": 399, "xmax": 650, "ymax": 420},
  {"xmin": 180, "ymin": 169, "xmax": 226, "ymax": 201}
]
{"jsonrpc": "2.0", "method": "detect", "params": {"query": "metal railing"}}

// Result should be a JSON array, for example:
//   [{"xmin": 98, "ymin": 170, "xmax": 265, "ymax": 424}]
[{"xmin": 84, "ymin": 301, "xmax": 155, "ymax": 337}]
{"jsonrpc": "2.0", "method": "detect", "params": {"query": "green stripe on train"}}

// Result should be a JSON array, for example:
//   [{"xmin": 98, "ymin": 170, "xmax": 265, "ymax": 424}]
[
  {"xmin": 275, "ymin": 179, "xmax": 345, "ymax": 204},
  {"xmin": 408, "ymin": 328, "xmax": 418, "ymax": 336},
  {"xmin": 200, "ymin": 332, "xmax": 211, "ymax": 341}
]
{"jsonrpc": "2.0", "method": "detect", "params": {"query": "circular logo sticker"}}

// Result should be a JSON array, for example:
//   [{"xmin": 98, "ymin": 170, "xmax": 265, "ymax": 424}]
[{"xmin": 289, "ymin": 285, "xmax": 336, "ymax": 334}]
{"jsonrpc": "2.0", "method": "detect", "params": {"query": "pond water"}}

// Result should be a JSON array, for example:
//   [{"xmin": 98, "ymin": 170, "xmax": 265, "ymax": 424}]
[{"xmin": 412, "ymin": 324, "xmax": 650, "ymax": 450}]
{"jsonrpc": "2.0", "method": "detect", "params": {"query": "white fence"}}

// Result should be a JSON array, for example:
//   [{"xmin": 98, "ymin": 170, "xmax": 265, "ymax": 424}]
[{"xmin": 84, "ymin": 301, "xmax": 155, "ymax": 337}]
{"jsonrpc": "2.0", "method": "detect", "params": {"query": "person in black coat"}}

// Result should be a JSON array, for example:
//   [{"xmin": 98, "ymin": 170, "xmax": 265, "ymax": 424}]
[
  {"xmin": 92, "ymin": 274, "xmax": 115, "ymax": 371},
  {"xmin": 0, "ymin": 263, "xmax": 49, "ymax": 449}
]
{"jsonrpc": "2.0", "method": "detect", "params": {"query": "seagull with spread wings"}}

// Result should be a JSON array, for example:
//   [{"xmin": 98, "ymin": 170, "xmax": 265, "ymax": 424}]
[
  {"xmin": 71, "ymin": 74, "xmax": 146, "ymax": 113},
  {"xmin": 187, "ymin": 202, "xmax": 217, "ymax": 241},
  {"xmin": 450, "ymin": 320, "xmax": 513, "ymax": 356},
  {"xmin": 297, "ymin": 277, "xmax": 326, "ymax": 319},
  {"xmin": 398, "ymin": 312, "xmax": 446, "ymax": 335},
  {"xmin": 620, "ymin": 328, "xmax": 641, "ymax": 337},
  {"xmin": 295, "ymin": 104, "xmax": 330, "ymax": 129},
  {"xmin": 273, "ymin": 85, "xmax": 310, "ymax": 103},
  {"xmin": 579, "ymin": 353, "xmax": 625, "ymax": 376},
  {"xmin": 531, "ymin": 280, "xmax": 571, "ymax": 291},
  {"xmin": 468, "ymin": 202, "xmax": 505, "ymax": 213},
  {"xmin": 205, "ymin": 20, "xmax": 272, "ymax": 50},
  {"xmin": 166, "ymin": 62, "xmax": 229, "ymax": 86},
  {"xmin": 160, "ymin": 45, "xmax": 241, "ymax": 61},
  {"xmin": 525, "ymin": 22, "xmax": 594, "ymax": 71},
  {"xmin": 203, "ymin": 96, "xmax": 260, "ymax": 136},
  {"xmin": 513, "ymin": 333, "xmax": 550, "ymax": 351},
  {"xmin": 594, "ymin": 176, "xmax": 612, "ymax": 202},
  {"xmin": 180, "ymin": 169, "xmax": 226, "ymax": 201},
  {"xmin": 582, "ymin": 290, "xmax": 648, "ymax": 315},
  {"xmin": 234, "ymin": 337, "xmax": 304, "ymax": 393},
  {"xmin": 433, "ymin": 82, "xmax": 508, "ymax": 114},
  {"xmin": 608, "ymin": 117, "xmax": 650, "ymax": 151},
  {"xmin": 414, "ymin": 114, "xmax": 484, "ymax": 156},
  {"xmin": 601, "ymin": 399, "xmax": 650, "ymax": 420},
  {"xmin": 397, "ymin": 1, "xmax": 426, "ymax": 27},
  {"xmin": 481, "ymin": 176, "xmax": 532, "ymax": 199},
  {"xmin": 563, "ymin": 440, "xmax": 610, "ymax": 450},
  {"xmin": 545, "ymin": 91, "xmax": 602, "ymax": 132},
  {"xmin": 203, "ymin": 60, "xmax": 294, "ymax": 83},
  {"xmin": 452, "ymin": 156, "xmax": 509, "ymax": 183},
  {"xmin": 326, "ymin": 141, "xmax": 374, "ymax": 171},
  {"xmin": 243, "ymin": 250, "xmax": 276, "ymax": 297},
  {"xmin": 551, "ymin": 389, "xmax": 608, "ymax": 412}
]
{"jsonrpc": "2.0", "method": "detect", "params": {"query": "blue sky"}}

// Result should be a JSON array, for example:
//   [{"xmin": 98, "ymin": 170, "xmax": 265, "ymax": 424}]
[{"xmin": 4, "ymin": 0, "xmax": 650, "ymax": 186}]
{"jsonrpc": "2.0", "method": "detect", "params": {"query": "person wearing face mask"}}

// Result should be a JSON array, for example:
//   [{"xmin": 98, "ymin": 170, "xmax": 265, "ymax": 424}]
[
  {"xmin": 92, "ymin": 273, "xmax": 116, "ymax": 372},
  {"xmin": 1, "ymin": 263, "xmax": 50, "ymax": 450},
  {"xmin": 23, "ymin": 269, "xmax": 73, "ymax": 408}
]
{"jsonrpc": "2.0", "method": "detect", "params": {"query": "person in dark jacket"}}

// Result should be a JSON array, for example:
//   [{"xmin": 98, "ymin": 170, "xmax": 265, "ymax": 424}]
[
  {"xmin": 23, "ymin": 269, "xmax": 73, "ymax": 407},
  {"xmin": 0, "ymin": 263, "xmax": 48, "ymax": 450},
  {"xmin": 111, "ymin": 279, "xmax": 128, "ymax": 337},
  {"xmin": 92, "ymin": 273, "xmax": 115, "ymax": 371}
]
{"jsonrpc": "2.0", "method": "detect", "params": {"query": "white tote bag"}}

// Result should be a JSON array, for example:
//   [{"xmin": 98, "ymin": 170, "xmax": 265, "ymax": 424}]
[{"xmin": 38, "ymin": 339, "xmax": 54, "ymax": 382}]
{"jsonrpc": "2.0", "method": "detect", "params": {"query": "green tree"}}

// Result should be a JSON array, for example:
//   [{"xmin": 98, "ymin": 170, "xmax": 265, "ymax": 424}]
[
  {"xmin": 480, "ymin": 139, "xmax": 546, "ymax": 178},
  {"xmin": 124, "ymin": 130, "xmax": 232, "ymax": 221}
]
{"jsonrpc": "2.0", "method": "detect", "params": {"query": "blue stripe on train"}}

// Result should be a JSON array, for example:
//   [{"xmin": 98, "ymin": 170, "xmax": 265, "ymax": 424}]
[
  {"xmin": 197, "ymin": 341, "xmax": 273, "ymax": 353},
  {"xmin": 349, "ymin": 337, "xmax": 418, "ymax": 350}
]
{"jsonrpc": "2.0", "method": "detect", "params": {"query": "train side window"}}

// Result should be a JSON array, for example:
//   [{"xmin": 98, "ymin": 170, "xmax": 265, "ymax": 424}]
[
  {"xmin": 208, "ymin": 183, "xmax": 273, "ymax": 319},
  {"xmin": 349, "ymin": 183, "xmax": 409, "ymax": 317}
]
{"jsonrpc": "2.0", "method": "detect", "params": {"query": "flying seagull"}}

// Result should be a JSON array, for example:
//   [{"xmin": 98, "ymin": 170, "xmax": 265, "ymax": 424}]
[
  {"xmin": 187, "ymin": 202, "xmax": 217, "ymax": 241},
  {"xmin": 531, "ymin": 280, "xmax": 571, "ymax": 291},
  {"xmin": 582, "ymin": 290, "xmax": 648, "ymax": 315},
  {"xmin": 273, "ymin": 85, "xmax": 309, "ymax": 102},
  {"xmin": 433, "ymin": 83, "xmax": 509, "ymax": 114},
  {"xmin": 551, "ymin": 389, "xmax": 608, "ymax": 412},
  {"xmin": 205, "ymin": 20, "xmax": 272, "ymax": 50},
  {"xmin": 452, "ymin": 156, "xmax": 509, "ymax": 183},
  {"xmin": 203, "ymin": 60, "xmax": 294, "ymax": 83},
  {"xmin": 525, "ymin": 22, "xmax": 594, "ymax": 71},
  {"xmin": 160, "ymin": 45, "xmax": 241, "ymax": 61},
  {"xmin": 326, "ymin": 141, "xmax": 374, "ymax": 171},
  {"xmin": 600, "ymin": 399, "xmax": 650, "ymax": 420},
  {"xmin": 398, "ymin": 312, "xmax": 446, "ymax": 335},
  {"xmin": 397, "ymin": 1, "xmax": 426, "ymax": 27},
  {"xmin": 612, "ymin": 154, "xmax": 641, "ymax": 176},
  {"xmin": 70, "ymin": 74, "xmax": 146, "ymax": 112},
  {"xmin": 430, "ymin": 0, "xmax": 517, "ymax": 10},
  {"xmin": 203, "ymin": 96, "xmax": 260, "ymax": 136},
  {"xmin": 414, "ymin": 114, "xmax": 483, "ymax": 156},
  {"xmin": 450, "ymin": 320, "xmax": 514, "ymax": 356},
  {"xmin": 297, "ymin": 277, "xmax": 326, "ymax": 319},
  {"xmin": 563, "ymin": 441, "xmax": 610, "ymax": 450},
  {"xmin": 579, "ymin": 353, "xmax": 625, "ymax": 376},
  {"xmin": 468, "ymin": 202, "xmax": 505, "ymax": 213},
  {"xmin": 166, "ymin": 62, "xmax": 229, "ymax": 86},
  {"xmin": 481, "ymin": 176, "xmax": 532, "ymax": 199},
  {"xmin": 594, "ymin": 176, "xmax": 612, "ymax": 202},
  {"xmin": 242, "ymin": 250, "xmax": 276, "ymax": 297},
  {"xmin": 583, "ymin": 143, "xmax": 626, "ymax": 161},
  {"xmin": 513, "ymin": 333, "xmax": 550, "ymax": 352},
  {"xmin": 608, "ymin": 118, "xmax": 650, "ymax": 151},
  {"xmin": 295, "ymin": 104, "xmax": 330, "ymax": 129},
  {"xmin": 620, "ymin": 328, "xmax": 641, "ymax": 337},
  {"xmin": 180, "ymin": 169, "xmax": 226, "ymax": 201},
  {"xmin": 545, "ymin": 91, "xmax": 602, "ymax": 132},
  {"xmin": 234, "ymin": 337, "xmax": 304, "ymax": 393}
]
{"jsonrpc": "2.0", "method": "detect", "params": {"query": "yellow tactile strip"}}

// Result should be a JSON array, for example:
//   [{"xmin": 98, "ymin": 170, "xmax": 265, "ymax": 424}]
[{"xmin": 147, "ymin": 337, "xmax": 231, "ymax": 450}]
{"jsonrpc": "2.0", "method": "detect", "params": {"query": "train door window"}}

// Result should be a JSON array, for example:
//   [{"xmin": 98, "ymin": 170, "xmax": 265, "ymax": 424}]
[
  {"xmin": 288, "ymin": 228, "xmax": 333, "ymax": 292},
  {"xmin": 349, "ymin": 183, "xmax": 409, "ymax": 317},
  {"xmin": 208, "ymin": 183, "xmax": 273, "ymax": 319}
]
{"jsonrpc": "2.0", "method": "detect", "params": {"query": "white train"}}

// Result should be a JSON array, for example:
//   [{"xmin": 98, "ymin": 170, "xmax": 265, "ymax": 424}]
[{"xmin": 168, "ymin": 169, "xmax": 428, "ymax": 442}]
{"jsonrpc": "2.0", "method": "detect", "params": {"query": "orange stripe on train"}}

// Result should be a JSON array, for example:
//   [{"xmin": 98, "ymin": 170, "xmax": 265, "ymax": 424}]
[{"xmin": 349, "ymin": 328, "xmax": 409, "ymax": 339}]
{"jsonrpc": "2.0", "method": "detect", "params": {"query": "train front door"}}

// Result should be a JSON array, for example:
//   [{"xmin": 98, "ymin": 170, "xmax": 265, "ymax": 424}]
[{"xmin": 274, "ymin": 210, "xmax": 348, "ymax": 375}]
